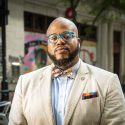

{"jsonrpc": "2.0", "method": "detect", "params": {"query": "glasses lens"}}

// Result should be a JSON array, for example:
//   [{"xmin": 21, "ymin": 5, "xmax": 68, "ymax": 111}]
[
  {"xmin": 62, "ymin": 32, "xmax": 74, "ymax": 41},
  {"xmin": 62, "ymin": 33, "xmax": 71, "ymax": 41},
  {"xmin": 49, "ymin": 34, "xmax": 58, "ymax": 44}
]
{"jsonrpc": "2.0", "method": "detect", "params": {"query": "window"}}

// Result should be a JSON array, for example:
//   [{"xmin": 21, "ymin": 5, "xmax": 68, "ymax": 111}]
[
  {"xmin": 113, "ymin": 31, "xmax": 121, "ymax": 76},
  {"xmin": 24, "ymin": 11, "xmax": 55, "ymax": 33},
  {"xmin": 24, "ymin": 12, "xmax": 33, "ymax": 29},
  {"xmin": 34, "ymin": 15, "xmax": 45, "ymax": 32},
  {"xmin": 78, "ymin": 23, "xmax": 97, "ymax": 41}
]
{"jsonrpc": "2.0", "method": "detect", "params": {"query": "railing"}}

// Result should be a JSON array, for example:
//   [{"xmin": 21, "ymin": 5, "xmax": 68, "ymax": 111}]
[
  {"xmin": 0, "ymin": 101, "xmax": 11, "ymax": 125},
  {"xmin": 0, "ymin": 90, "xmax": 14, "ymax": 125}
]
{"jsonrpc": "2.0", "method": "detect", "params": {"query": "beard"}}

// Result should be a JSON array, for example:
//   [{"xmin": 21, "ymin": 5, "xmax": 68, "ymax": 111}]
[{"xmin": 47, "ymin": 43, "xmax": 80, "ymax": 67}]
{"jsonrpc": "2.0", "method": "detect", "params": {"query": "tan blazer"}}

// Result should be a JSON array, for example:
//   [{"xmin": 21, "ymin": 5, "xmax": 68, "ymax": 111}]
[{"xmin": 9, "ymin": 59, "xmax": 125, "ymax": 125}]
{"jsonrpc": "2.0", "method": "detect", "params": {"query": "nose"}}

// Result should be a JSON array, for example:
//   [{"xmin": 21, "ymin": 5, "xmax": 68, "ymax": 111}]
[{"xmin": 56, "ymin": 37, "xmax": 66, "ymax": 46}]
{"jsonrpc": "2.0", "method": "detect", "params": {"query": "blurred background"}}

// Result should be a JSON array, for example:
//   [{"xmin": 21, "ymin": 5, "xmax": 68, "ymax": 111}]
[{"xmin": 0, "ymin": 0, "xmax": 125, "ymax": 101}]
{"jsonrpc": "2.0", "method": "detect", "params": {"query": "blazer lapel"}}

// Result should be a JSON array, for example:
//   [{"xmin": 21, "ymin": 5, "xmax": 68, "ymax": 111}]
[
  {"xmin": 40, "ymin": 65, "xmax": 55, "ymax": 125},
  {"xmin": 63, "ymin": 60, "xmax": 89, "ymax": 125}
]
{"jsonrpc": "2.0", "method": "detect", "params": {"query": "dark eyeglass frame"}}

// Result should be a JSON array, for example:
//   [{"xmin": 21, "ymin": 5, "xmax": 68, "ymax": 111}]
[{"xmin": 47, "ymin": 31, "xmax": 77, "ymax": 44}]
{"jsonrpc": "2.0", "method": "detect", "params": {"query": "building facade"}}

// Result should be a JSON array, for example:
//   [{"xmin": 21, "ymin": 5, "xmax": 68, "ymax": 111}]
[{"xmin": 0, "ymin": 0, "xmax": 125, "ymax": 91}]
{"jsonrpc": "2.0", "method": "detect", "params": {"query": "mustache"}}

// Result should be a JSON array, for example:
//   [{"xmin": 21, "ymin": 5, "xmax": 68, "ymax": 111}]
[
  {"xmin": 54, "ymin": 46, "xmax": 70, "ymax": 53},
  {"xmin": 47, "ymin": 43, "xmax": 80, "ymax": 67}
]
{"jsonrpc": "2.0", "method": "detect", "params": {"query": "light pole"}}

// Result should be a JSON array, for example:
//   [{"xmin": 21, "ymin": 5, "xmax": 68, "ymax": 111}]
[{"xmin": 0, "ymin": 0, "xmax": 9, "ymax": 101}]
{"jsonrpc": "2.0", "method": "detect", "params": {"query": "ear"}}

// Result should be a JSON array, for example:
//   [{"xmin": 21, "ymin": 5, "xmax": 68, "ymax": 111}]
[
  {"xmin": 76, "ymin": 38, "xmax": 81, "ymax": 51},
  {"xmin": 77, "ymin": 38, "xmax": 81, "ymax": 47},
  {"xmin": 77, "ymin": 38, "xmax": 81, "ymax": 43}
]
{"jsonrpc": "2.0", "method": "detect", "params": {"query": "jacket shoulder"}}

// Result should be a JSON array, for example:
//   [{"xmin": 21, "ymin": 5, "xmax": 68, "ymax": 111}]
[
  {"xmin": 86, "ymin": 63, "xmax": 116, "ymax": 79},
  {"xmin": 21, "ymin": 65, "xmax": 52, "ymax": 79},
  {"xmin": 84, "ymin": 63, "xmax": 119, "ymax": 90},
  {"xmin": 16, "ymin": 65, "xmax": 52, "ymax": 96}
]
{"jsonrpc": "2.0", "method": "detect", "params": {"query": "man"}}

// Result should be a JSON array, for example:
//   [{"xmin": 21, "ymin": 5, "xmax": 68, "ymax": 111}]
[{"xmin": 9, "ymin": 17, "xmax": 125, "ymax": 125}]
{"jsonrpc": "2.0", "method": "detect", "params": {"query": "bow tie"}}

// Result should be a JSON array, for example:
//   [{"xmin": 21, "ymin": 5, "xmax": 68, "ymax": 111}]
[{"xmin": 52, "ymin": 66, "xmax": 74, "ymax": 79}]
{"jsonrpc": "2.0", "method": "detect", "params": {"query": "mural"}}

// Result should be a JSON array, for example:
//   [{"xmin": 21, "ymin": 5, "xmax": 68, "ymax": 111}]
[
  {"xmin": 23, "ymin": 32, "xmax": 48, "ymax": 73},
  {"xmin": 80, "ymin": 40, "xmax": 96, "ymax": 65}
]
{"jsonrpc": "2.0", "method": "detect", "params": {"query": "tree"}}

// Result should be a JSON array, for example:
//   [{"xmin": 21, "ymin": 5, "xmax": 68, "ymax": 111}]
[
  {"xmin": 62, "ymin": 0, "xmax": 125, "ymax": 24},
  {"xmin": 62, "ymin": 0, "xmax": 80, "ymax": 23}
]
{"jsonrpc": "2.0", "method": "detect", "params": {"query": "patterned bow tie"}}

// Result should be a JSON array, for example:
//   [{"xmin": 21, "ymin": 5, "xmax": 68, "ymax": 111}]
[{"xmin": 52, "ymin": 66, "xmax": 74, "ymax": 79}]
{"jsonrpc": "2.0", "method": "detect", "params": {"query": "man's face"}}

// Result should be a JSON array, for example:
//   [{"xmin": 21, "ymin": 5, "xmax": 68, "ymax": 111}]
[{"xmin": 47, "ymin": 21, "xmax": 79, "ymax": 66}]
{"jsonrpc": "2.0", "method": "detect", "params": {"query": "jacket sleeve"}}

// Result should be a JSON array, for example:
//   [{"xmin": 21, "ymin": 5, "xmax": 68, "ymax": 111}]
[
  {"xmin": 100, "ymin": 74, "xmax": 125, "ymax": 125},
  {"xmin": 8, "ymin": 76, "xmax": 27, "ymax": 125}
]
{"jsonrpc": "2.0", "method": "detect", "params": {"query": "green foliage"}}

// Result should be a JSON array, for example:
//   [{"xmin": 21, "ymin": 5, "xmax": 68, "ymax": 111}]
[
  {"xmin": 89, "ymin": 0, "xmax": 125, "ymax": 23},
  {"xmin": 62, "ymin": 0, "xmax": 125, "ymax": 24},
  {"xmin": 112, "ymin": 0, "xmax": 125, "ymax": 10}
]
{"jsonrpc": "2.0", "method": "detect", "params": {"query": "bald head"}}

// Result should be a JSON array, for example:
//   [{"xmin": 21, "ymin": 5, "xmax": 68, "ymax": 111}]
[{"xmin": 46, "ymin": 17, "xmax": 78, "ymax": 36}]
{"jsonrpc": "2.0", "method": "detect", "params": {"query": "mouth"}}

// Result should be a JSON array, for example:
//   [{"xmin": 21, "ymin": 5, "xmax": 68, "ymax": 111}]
[{"xmin": 55, "ymin": 46, "xmax": 69, "ymax": 53}]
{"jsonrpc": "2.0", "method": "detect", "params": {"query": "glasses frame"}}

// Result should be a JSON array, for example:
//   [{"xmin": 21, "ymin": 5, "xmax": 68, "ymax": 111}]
[{"xmin": 47, "ymin": 31, "xmax": 76, "ymax": 44}]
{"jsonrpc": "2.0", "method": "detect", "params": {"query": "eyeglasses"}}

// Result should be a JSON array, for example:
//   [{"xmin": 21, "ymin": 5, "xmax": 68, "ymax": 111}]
[{"xmin": 47, "ymin": 31, "xmax": 76, "ymax": 44}]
